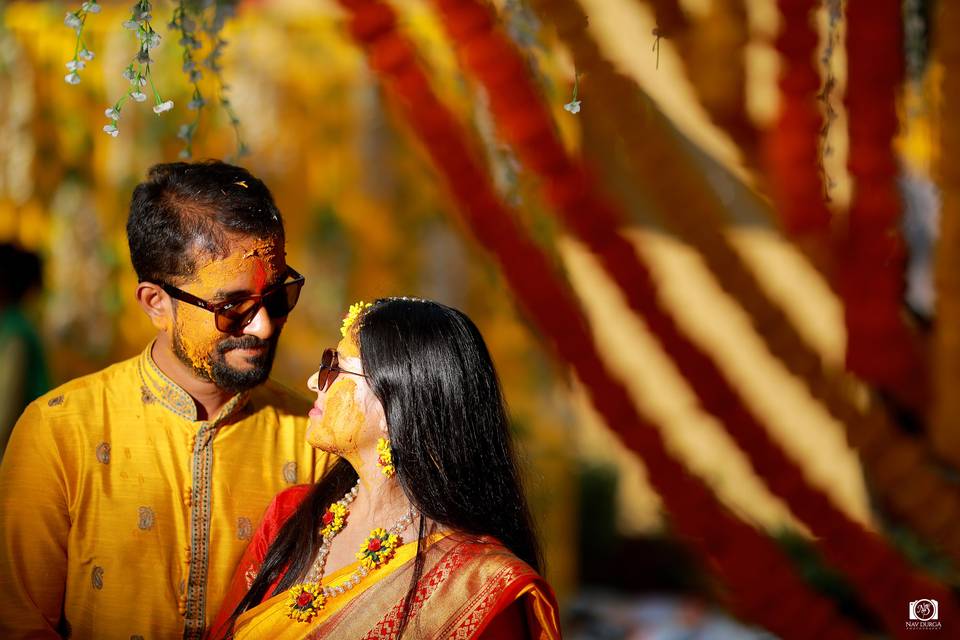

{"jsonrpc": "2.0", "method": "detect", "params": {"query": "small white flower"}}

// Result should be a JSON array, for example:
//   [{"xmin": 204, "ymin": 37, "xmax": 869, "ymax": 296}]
[
  {"xmin": 105, "ymin": 107, "xmax": 120, "ymax": 120},
  {"xmin": 65, "ymin": 59, "xmax": 85, "ymax": 71},
  {"xmin": 103, "ymin": 123, "xmax": 119, "ymax": 137},
  {"xmin": 130, "ymin": 91, "xmax": 147, "ymax": 102},
  {"xmin": 188, "ymin": 69, "xmax": 202, "ymax": 82},
  {"xmin": 64, "ymin": 72, "xmax": 81, "ymax": 85},
  {"xmin": 153, "ymin": 100, "xmax": 174, "ymax": 114},
  {"xmin": 64, "ymin": 12, "xmax": 82, "ymax": 30},
  {"xmin": 187, "ymin": 97, "xmax": 205, "ymax": 110},
  {"xmin": 144, "ymin": 32, "xmax": 161, "ymax": 49},
  {"xmin": 136, "ymin": 49, "xmax": 152, "ymax": 64},
  {"xmin": 122, "ymin": 66, "xmax": 136, "ymax": 81},
  {"xmin": 82, "ymin": 2, "xmax": 101, "ymax": 14},
  {"xmin": 563, "ymin": 99, "xmax": 581, "ymax": 114},
  {"xmin": 177, "ymin": 124, "xmax": 193, "ymax": 140},
  {"xmin": 134, "ymin": 10, "xmax": 152, "ymax": 21},
  {"xmin": 79, "ymin": 48, "xmax": 94, "ymax": 61},
  {"xmin": 122, "ymin": 20, "xmax": 139, "ymax": 30},
  {"xmin": 178, "ymin": 149, "xmax": 191, "ymax": 159}
]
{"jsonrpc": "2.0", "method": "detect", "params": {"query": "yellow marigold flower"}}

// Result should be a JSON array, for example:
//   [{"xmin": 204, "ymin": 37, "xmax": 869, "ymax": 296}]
[
  {"xmin": 341, "ymin": 301, "xmax": 373, "ymax": 338},
  {"xmin": 376, "ymin": 437, "xmax": 395, "ymax": 477}
]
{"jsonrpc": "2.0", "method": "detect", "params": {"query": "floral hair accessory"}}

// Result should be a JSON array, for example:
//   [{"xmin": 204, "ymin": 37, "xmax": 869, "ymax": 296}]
[
  {"xmin": 340, "ymin": 301, "xmax": 373, "ymax": 338},
  {"xmin": 356, "ymin": 528, "xmax": 401, "ymax": 570},
  {"xmin": 287, "ymin": 583, "xmax": 326, "ymax": 622}
]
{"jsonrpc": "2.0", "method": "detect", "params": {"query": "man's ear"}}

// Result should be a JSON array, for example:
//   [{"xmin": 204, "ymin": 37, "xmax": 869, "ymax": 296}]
[{"xmin": 136, "ymin": 282, "xmax": 172, "ymax": 332}]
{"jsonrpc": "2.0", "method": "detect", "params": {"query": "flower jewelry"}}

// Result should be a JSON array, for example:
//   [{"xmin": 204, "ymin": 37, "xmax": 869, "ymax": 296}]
[
  {"xmin": 357, "ymin": 528, "xmax": 400, "ymax": 570},
  {"xmin": 287, "ymin": 583, "xmax": 326, "ymax": 622},
  {"xmin": 320, "ymin": 501, "xmax": 348, "ymax": 537},
  {"xmin": 340, "ymin": 301, "xmax": 373, "ymax": 338},
  {"xmin": 375, "ymin": 437, "xmax": 395, "ymax": 477},
  {"xmin": 286, "ymin": 479, "xmax": 416, "ymax": 623}
]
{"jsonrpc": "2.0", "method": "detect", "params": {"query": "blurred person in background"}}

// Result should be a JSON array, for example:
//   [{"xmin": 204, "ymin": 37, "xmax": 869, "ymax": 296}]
[
  {"xmin": 210, "ymin": 298, "xmax": 560, "ymax": 639},
  {"xmin": 0, "ymin": 161, "xmax": 336, "ymax": 639},
  {"xmin": 0, "ymin": 243, "xmax": 51, "ymax": 456}
]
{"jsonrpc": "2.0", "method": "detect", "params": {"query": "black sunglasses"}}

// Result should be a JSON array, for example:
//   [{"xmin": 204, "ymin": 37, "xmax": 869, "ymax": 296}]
[
  {"xmin": 317, "ymin": 347, "xmax": 368, "ymax": 392},
  {"xmin": 160, "ymin": 267, "xmax": 305, "ymax": 333}
]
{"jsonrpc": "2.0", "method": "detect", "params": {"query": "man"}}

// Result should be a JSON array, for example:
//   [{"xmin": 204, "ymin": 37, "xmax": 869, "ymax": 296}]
[{"xmin": 0, "ymin": 161, "xmax": 334, "ymax": 639}]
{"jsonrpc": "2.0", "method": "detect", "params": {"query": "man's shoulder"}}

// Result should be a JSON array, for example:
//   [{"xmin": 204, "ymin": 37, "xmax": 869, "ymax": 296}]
[
  {"xmin": 249, "ymin": 378, "xmax": 312, "ymax": 416},
  {"xmin": 30, "ymin": 354, "xmax": 140, "ymax": 414}
]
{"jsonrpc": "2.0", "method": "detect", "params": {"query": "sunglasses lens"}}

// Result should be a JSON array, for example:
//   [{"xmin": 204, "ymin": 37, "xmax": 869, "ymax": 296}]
[
  {"xmin": 215, "ymin": 298, "xmax": 260, "ymax": 333},
  {"xmin": 318, "ymin": 348, "xmax": 338, "ymax": 391},
  {"xmin": 263, "ymin": 280, "xmax": 303, "ymax": 319}
]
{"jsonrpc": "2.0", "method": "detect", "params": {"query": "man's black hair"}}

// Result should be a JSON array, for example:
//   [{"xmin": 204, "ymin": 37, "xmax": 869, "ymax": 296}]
[{"xmin": 126, "ymin": 160, "xmax": 285, "ymax": 284}]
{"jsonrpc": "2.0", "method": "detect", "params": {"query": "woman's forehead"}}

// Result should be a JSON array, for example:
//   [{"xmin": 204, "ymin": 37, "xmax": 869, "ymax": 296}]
[{"xmin": 336, "ymin": 334, "xmax": 361, "ymax": 361}]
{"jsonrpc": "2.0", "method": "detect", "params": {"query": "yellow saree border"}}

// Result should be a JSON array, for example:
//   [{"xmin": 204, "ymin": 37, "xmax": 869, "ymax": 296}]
[{"xmin": 233, "ymin": 532, "xmax": 452, "ymax": 638}]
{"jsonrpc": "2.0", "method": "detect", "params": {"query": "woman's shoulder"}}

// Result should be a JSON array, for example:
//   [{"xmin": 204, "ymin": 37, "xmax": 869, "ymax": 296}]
[
  {"xmin": 261, "ymin": 484, "xmax": 314, "ymax": 536},
  {"xmin": 436, "ymin": 533, "xmax": 541, "ymax": 581}
]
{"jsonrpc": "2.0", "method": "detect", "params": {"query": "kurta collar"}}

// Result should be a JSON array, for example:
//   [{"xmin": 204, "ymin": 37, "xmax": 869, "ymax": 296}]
[{"xmin": 137, "ymin": 341, "xmax": 250, "ymax": 424}]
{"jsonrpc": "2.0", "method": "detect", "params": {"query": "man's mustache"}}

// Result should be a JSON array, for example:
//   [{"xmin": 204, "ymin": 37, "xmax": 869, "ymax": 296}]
[{"xmin": 216, "ymin": 335, "xmax": 274, "ymax": 354}]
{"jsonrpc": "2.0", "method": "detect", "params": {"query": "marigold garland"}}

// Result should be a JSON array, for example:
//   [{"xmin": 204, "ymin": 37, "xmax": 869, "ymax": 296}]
[
  {"xmin": 433, "ymin": 0, "xmax": 956, "ymax": 633},
  {"xmin": 841, "ymin": 0, "xmax": 927, "ymax": 414},
  {"xmin": 534, "ymin": 0, "xmax": 960, "ymax": 571},
  {"xmin": 375, "ymin": 437, "xmax": 395, "ymax": 477},
  {"xmin": 933, "ymin": 0, "xmax": 960, "ymax": 469},
  {"xmin": 336, "ymin": 1, "xmax": 861, "ymax": 636},
  {"xmin": 766, "ymin": 0, "xmax": 832, "ymax": 237}
]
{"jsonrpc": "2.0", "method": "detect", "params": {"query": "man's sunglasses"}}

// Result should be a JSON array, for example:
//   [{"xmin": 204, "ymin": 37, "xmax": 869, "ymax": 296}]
[
  {"xmin": 317, "ymin": 347, "xmax": 368, "ymax": 392},
  {"xmin": 160, "ymin": 267, "xmax": 305, "ymax": 333}
]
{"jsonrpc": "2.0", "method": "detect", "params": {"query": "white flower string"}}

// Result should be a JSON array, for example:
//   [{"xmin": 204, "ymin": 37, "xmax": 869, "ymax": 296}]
[
  {"xmin": 62, "ymin": 0, "xmax": 246, "ymax": 156},
  {"xmin": 563, "ymin": 71, "xmax": 581, "ymax": 114},
  {"xmin": 63, "ymin": 1, "xmax": 100, "ymax": 86}
]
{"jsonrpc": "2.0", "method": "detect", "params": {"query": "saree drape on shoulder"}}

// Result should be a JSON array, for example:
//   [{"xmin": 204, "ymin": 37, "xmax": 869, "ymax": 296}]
[{"xmin": 230, "ymin": 532, "xmax": 559, "ymax": 639}]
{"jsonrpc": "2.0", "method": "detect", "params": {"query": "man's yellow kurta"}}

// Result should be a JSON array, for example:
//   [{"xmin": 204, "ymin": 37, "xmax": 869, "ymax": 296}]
[{"xmin": 0, "ymin": 344, "xmax": 334, "ymax": 639}]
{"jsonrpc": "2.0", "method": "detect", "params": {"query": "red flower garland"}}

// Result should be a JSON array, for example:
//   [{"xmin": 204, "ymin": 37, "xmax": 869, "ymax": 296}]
[
  {"xmin": 430, "ymin": 0, "xmax": 955, "ymax": 634},
  {"xmin": 335, "ymin": 1, "xmax": 860, "ymax": 636},
  {"xmin": 766, "ymin": 0, "xmax": 832, "ymax": 237},
  {"xmin": 841, "ymin": 0, "xmax": 926, "ymax": 413}
]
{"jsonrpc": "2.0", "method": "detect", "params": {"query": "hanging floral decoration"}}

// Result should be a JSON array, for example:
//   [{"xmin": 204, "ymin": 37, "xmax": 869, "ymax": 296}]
[
  {"xmin": 62, "ymin": 0, "xmax": 244, "ymax": 157},
  {"xmin": 766, "ymin": 0, "xmax": 833, "ymax": 237},
  {"xmin": 531, "ymin": 0, "xmax": 960, "ymax": 574},
  {"xmin": 334, "ymin": 1, "xmax": 864, "ymax": 636},
  {"xmin": 840, "ymin": 0, "xmax": 926, "ymax": 414},
  {"xmin": 320, "ymin": 502, "xmax": 348, "ymax": 538},
  {"xmin": 428, "ymin": 0, "xmax": 955, "ymax": 634}
]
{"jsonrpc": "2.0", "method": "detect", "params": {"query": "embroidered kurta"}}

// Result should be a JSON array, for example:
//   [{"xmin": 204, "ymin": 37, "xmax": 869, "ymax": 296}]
[{"xmin": 0, "ymin": 343, "xmax": 335, "ymax": 639}]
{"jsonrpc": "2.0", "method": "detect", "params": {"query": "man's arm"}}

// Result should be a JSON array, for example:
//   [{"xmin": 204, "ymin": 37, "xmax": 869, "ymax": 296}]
[{"xmin": 0, "ymin": 401, "xmax": 70, "ymax": 638}]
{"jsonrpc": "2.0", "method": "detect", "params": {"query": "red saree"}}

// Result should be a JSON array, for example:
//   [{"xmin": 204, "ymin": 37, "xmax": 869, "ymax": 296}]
[{"xmin": 210, "ymin": 486, "xmax": 560, "ymax": 639}]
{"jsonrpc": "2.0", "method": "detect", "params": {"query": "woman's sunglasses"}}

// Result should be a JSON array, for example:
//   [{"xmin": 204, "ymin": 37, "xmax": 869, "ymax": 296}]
[
  {"xmin": 317, "ymin": 347, "xmax": 368, "ymax": 392},
  {"xmin": 160, "ymin": 267, "xmax": 305, "ymax": 334}
]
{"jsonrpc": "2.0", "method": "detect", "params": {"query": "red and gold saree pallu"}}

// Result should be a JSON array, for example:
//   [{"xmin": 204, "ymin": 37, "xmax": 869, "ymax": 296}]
[{"xmin": 232, "ymin": 533, "xmax": 560, "ymax": 639}]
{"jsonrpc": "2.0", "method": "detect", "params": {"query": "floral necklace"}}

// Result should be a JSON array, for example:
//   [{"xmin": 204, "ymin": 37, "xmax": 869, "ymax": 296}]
[{"xmin": 287, "ymin": 481, "xmax": 417, "ymax": 622}]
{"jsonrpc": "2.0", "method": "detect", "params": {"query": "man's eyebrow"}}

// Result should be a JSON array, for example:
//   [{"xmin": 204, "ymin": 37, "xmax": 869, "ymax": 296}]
[{"xmin": 211, "ymin": 277, "xmax": 286, "ymax": 300}]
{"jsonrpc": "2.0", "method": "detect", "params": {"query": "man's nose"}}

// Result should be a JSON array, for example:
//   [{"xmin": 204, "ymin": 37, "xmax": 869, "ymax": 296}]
[{"xmin": 242, "ymin": 305, "xmax": 276, "ymax": 340}]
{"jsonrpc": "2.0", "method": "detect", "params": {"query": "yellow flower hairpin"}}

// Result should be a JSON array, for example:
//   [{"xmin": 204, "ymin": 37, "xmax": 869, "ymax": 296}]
[{"xmin": 340, "ymin": 301, "xmax": 373, "ymax": 338}]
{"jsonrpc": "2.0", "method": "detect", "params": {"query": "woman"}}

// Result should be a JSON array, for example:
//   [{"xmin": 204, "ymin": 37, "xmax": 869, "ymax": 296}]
[{"xmin": 210, "ymin": 298, "xmax": 560, "ymax": 639}]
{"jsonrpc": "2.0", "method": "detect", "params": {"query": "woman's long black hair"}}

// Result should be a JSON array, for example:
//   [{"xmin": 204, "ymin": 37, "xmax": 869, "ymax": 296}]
[{"xmin": 230, "ymin": 298, "xmax": 542, "ymax": 635}]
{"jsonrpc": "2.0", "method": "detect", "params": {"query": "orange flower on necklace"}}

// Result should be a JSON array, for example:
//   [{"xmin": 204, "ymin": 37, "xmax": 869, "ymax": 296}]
[
  {"xmin": 287, "ymin": 583, "xmax": 326, "ymax": 622},
  {"xmin": 356, "ymin": 527, "xmax": 400, "ymax": 570},
  {"xmin": 320, "ymin": 502, "xmax": 347, "ymax": 538}
]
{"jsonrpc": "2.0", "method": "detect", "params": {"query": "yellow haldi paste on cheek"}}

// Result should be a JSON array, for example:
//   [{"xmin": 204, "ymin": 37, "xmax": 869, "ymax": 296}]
[{"xmin": 307, "ymin": 378, "xmax": 365, "ymax": 454}]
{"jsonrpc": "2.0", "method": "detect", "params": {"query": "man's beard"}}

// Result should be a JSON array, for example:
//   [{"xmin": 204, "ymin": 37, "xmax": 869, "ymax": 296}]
[{"xmin": 172, "ymin": 329, "xmax": 280, "ymax": 393}]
